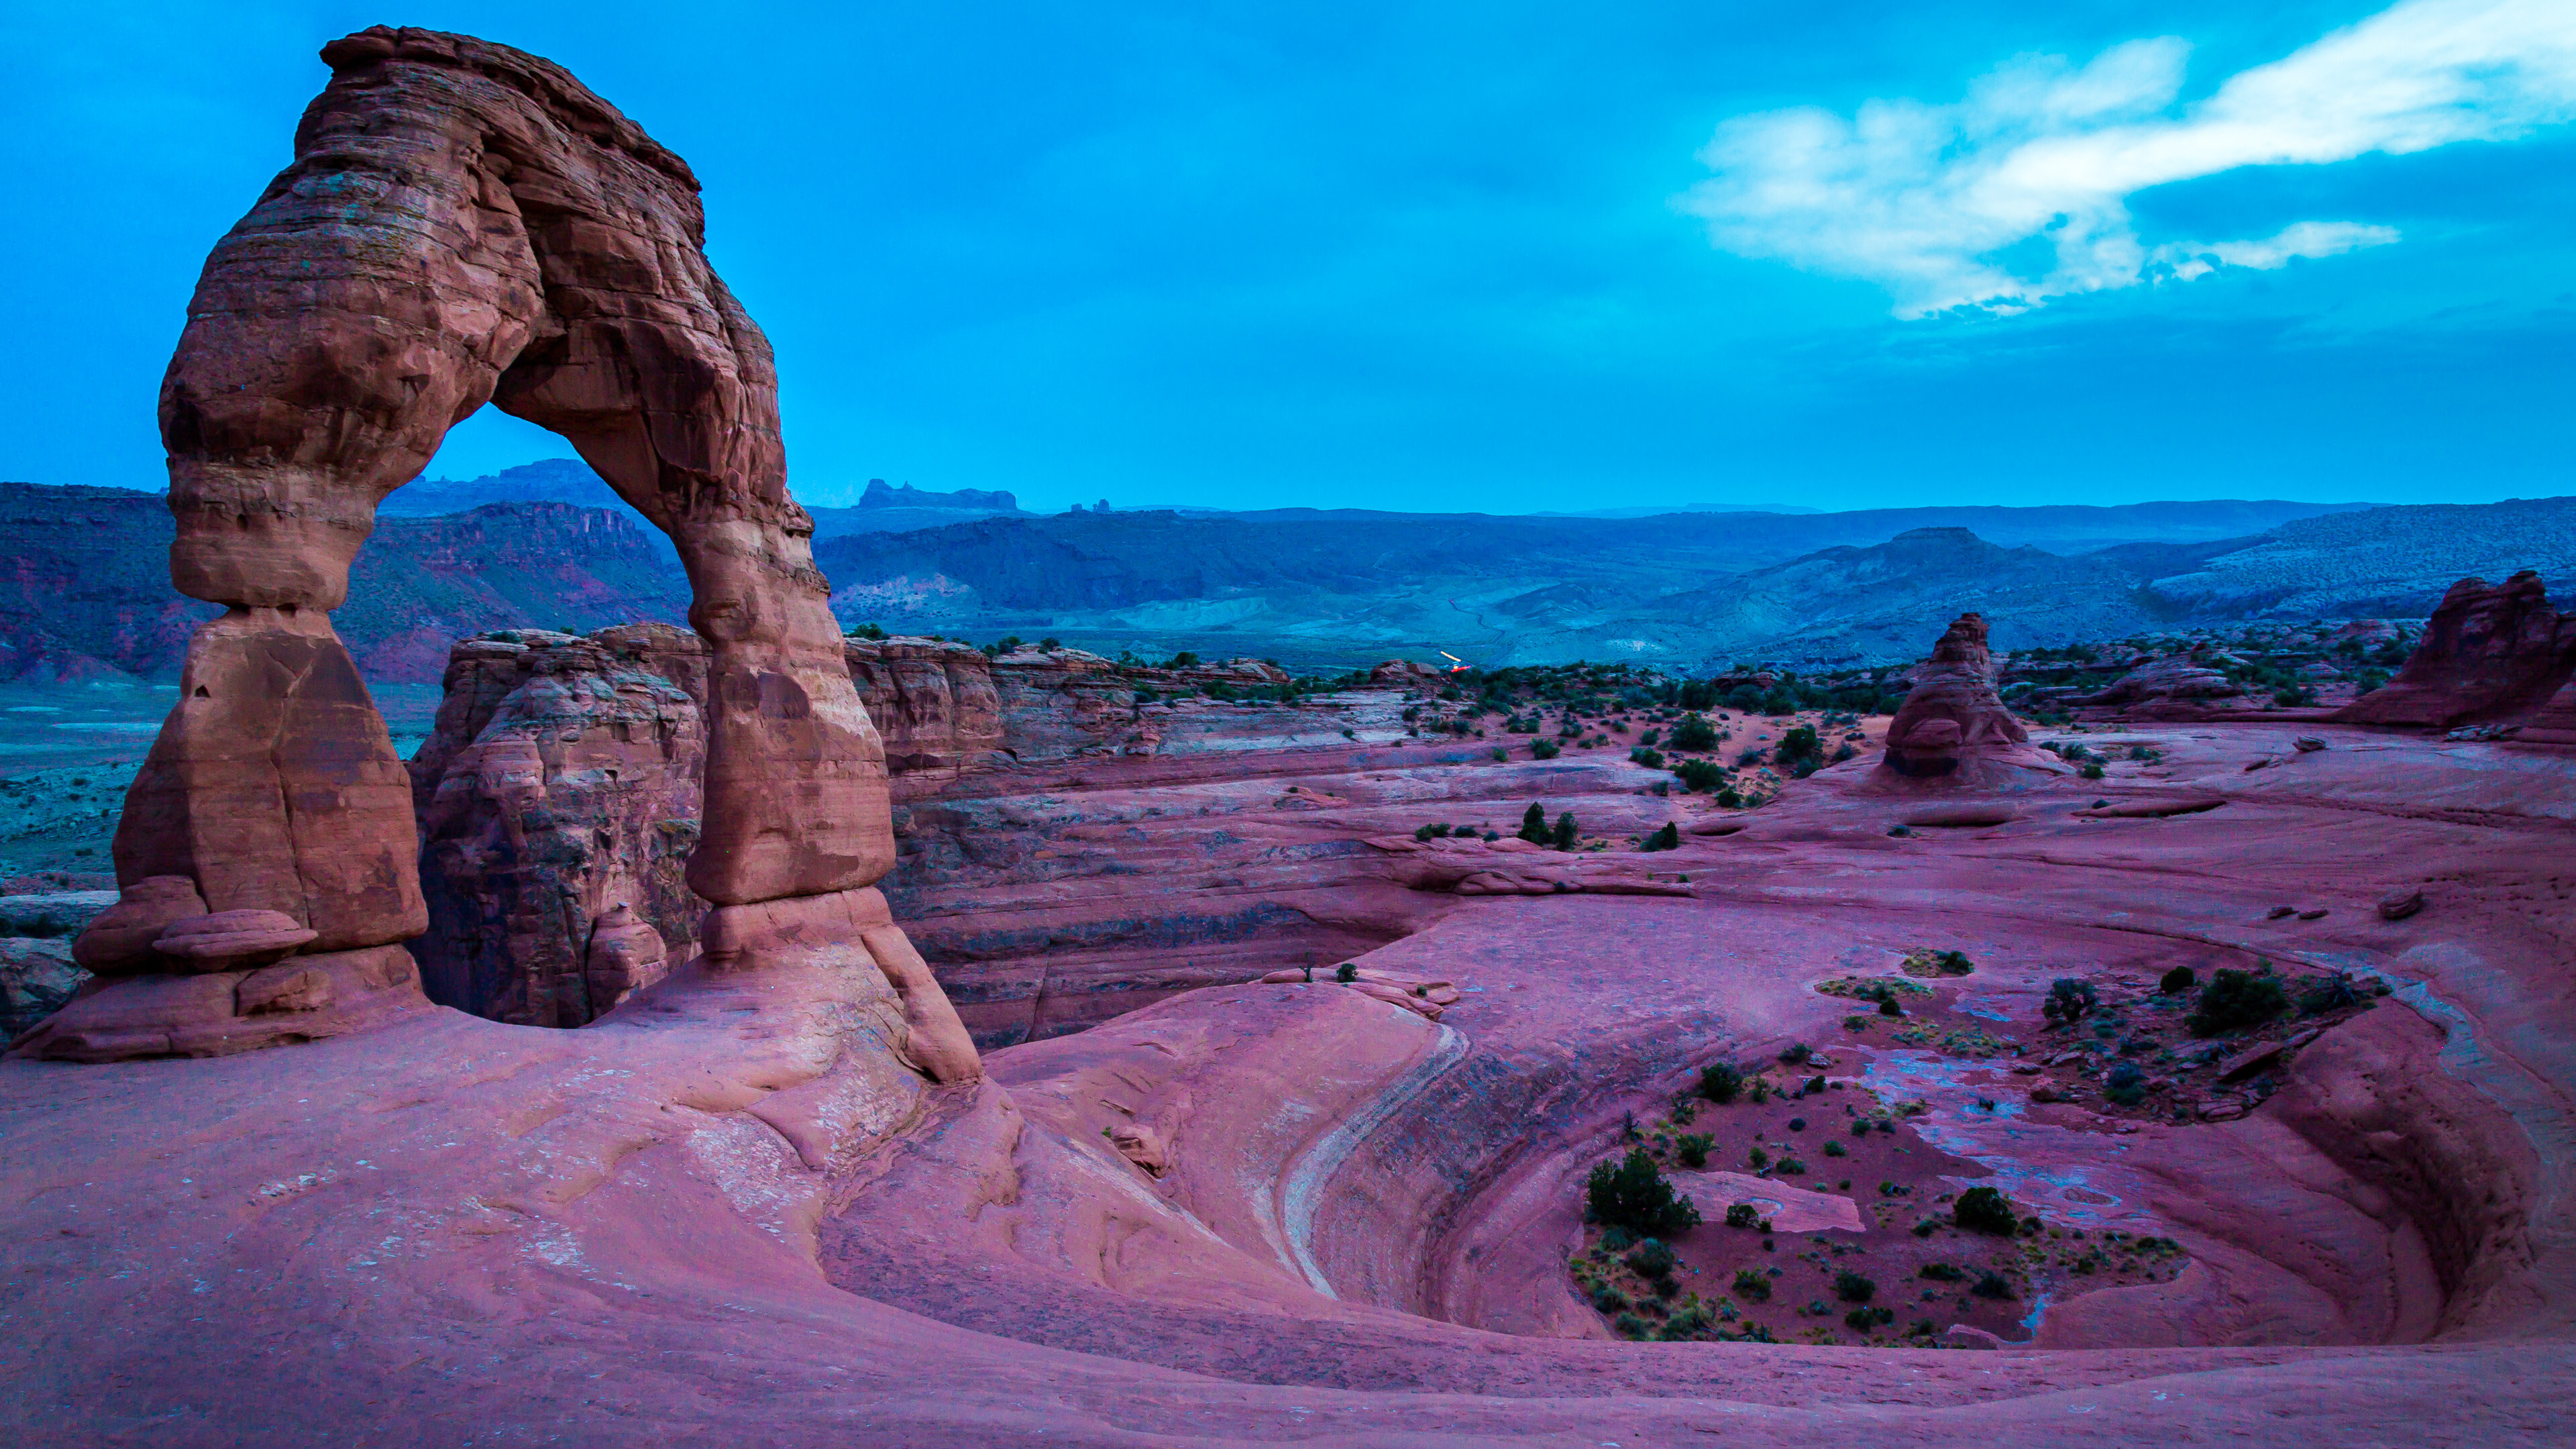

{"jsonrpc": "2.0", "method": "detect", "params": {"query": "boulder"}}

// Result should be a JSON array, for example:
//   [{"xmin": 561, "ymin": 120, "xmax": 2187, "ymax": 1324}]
[
  {"xmin": 0, "ymin": 938, "xmax": 87, "ymax": 1042},
  {"xmin": 582, "ymin": 905, "xmax": 669, "ymax": 1019},
  {"xmin": 2335, "ymin": 572, "xmax": 2576, "ymax": 729},
  {"xmin": 2379, "ymin": 887, "xmax": 2427, "ymax": 921}
]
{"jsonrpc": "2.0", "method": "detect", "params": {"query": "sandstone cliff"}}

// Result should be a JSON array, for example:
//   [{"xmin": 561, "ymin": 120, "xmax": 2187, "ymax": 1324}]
[{"xmin": 2334, "ymin": 571, "xmax": 2576, "ymax": 730}]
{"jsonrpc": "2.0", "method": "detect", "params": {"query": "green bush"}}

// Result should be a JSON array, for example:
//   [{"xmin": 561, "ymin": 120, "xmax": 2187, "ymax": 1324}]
[
  {"xmin": 1517, "ymin": 803, "xmax": 1550, "ymax": 845},
  {"xmin": 1953, "ymin": 1185, "xmax": 2019, "ymax": 1235},
  {"xmin": 1335, "ymin": 963, "xmax": 1358, "ymax": 983},
  {"xmin": 1731, "ymin": 1268, "xmax": 1773, "ymax": 1301},
  {"xmin": 2042, "ymin": 978, "xmax": 2097, "ymax": 1025},
  {"xmin": 1844, "ymin": 1305, "xmax": 1894, "ymax": 1330},
  {"xmin": 1675, "ymin": 1133, "xmax": 1713, "ymax": 1169},
  {"xmin": 1640, "ymin": 821, "xmax": 1680, "ymax": 851},
  {"xmin": 1625, "ymin": 1239, "xmax": 1675, "ymax": 1278},
  {"xmin": 1673, "ymin": 758, "xmax": 1727, "ymax": 793},
  {"xmin": 1613, "ymin": 1311, "xmax": 1651, "ymax": 1339},
  {"xmin": 1552, "ymin": 812, "xmax": 1578, "ymax": 849},
  {"xmin": 1532, "ymin": 739, "xmax": 1561, "ymax": 759},
  {"xmin": 1724, "ymin": 1203, "xmax": 1761, "ymax": 1229},
  {"xmin": 1919, "ymin": 1262, "xmax": 1964, "ymax": 1282},
  {"xmin": 1822, "ymin": 1138, "xmax": 1847, "ymax": 1158},
  {"xmin": 1669, "ymin": 714, "xmax": 1719, "ymax": 751},
  {"xmin": 2104, "ymin": 1061, "xmax": 2147, "ymax": 1106},
  {"xmin": 1590, "ymin": 1284, "xmax": 1629, "ymax": 1311},
  {"xmin": 1776, "ymin": 724, "xmax": 1822, "ymax": 766},
  {"xmin": 1585, "ymin": 1149, "xmax": 1703, "ymax": 1238},
  {"xmin": 1774, "ymin": 1157, "xmax": 1807, "ymax": 1176},
  {"xmin": 1629, "ymin": 747, "xmax": 1666, "ymax": 769},
  {"xmin": 1715, "ymin": 788, "xmax": 1743, "ymax": 808},
  {"xmin": 2159, "ymin": 965, "xmax": 2196, "ymax": 994},
  {"xmin": 1697, "ymin": 1062, "xmax": 1743, "ymax": 1103},
  {"xmin": 2189, "ymin": 967, "xmax": 2290, "ymax": 1035},
  {"xmin": 1833, "ymin": 1269, "xmax": 1875, "ymax": 1303},
  {"xmin": 1972, "ymin": 1271, "xmax": 2015, "ymax": 1299}
]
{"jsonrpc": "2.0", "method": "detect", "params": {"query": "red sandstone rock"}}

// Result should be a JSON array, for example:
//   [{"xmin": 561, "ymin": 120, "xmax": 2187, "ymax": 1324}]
[
  {"xmin": 409, "ymin": 626, "xmax": 710, "ymax": 1026},
  {"xmin": 2335, "ymin": 571, "xmax": 2576, "ymax": 729},
  {"xmin": 2072, "ymin": 656, "xmax": 2249, "ymax": 718},
  {"xmin": 2518, "ymin": 676, "xmax": 2576, "ymax": 748},
  {"xmin": 152, "ymin": 911, "xmax": 319, "ymax": 973},
  {"xmin": 1866, "ymin": 613, "xmax": 2059, "ymax": 789},
  {"xmin": 70, "ymin": 875, "xmax": 207, "ymax": 974},
  {"xmin": 9, "ymin": 944, "xmax": 427, "ymax": 1062},
  {"xmin": 584, "ymin": 904, "xmax": 669, "ymax": 1018}
]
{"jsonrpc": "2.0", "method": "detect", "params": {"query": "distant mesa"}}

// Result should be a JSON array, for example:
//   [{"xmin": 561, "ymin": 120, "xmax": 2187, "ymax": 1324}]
[{"xmin": 859, "ymin": 478, "xmax": 1018, "ymax": 513}]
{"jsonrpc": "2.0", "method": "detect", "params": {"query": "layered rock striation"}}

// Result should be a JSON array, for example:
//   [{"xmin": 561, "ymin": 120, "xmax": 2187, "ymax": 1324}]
[
  {"xmin": 1866, "ymin": 613, "xmax": 2059, "ymax": 789},
  {"xmin": 2334, "ymin": 571, "xmax": 2576, "ymax": 731},
  {"xmin": 38, "ymin": 27, "xmax": 971, "ymax": 1082},
  {"xmin": 407, "ymin": 625, "xmax": 709, "ymax": 1026}
]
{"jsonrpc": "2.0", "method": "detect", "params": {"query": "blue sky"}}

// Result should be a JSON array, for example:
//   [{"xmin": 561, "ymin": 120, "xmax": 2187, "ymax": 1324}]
[{"xmin": 4, "ymin": 1, "xmax": 2569, "ymax": 513}]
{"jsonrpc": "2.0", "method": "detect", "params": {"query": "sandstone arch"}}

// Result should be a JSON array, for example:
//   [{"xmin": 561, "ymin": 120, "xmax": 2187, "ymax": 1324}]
[{"xmin": 34, "ymin": 28, "xmax": 972, "ymax": 1077}]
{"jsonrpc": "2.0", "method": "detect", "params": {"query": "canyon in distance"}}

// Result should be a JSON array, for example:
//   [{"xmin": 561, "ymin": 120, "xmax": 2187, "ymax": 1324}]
[{"xmin": 3, "ymin": 23, "xmax": 2574, "ymax": 1449}]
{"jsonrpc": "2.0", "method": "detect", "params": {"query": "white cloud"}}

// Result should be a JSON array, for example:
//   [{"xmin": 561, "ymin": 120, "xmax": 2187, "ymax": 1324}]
[{"xmin": 1677, "ymin": 0, "xmax": 2576, "ymax": 315}]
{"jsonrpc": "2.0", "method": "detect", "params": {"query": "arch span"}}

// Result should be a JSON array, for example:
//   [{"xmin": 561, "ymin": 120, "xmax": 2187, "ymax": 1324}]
[{"xmin": 34, "ymin": 28, "xmax": 972, "ymax": 1079}]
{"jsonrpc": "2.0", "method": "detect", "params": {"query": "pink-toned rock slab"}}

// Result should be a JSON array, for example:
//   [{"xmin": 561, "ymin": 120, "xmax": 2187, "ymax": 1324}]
[{"xmin": 1684, "ymin": 1170, "xmax": 1866, "ymax": 1233}]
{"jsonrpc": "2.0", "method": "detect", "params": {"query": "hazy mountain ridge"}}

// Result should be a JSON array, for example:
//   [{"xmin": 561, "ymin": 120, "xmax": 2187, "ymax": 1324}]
[
  {"xmin": 2143, "ymin": 496, "xmax": 2576, "ymax": 619},
  {"xmin": 0, "ymin": 484, "xmax": 689, "ymax": 684}
]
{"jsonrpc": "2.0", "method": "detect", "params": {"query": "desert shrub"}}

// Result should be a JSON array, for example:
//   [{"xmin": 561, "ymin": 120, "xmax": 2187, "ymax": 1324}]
[
  {"xmin": 1640, "ymin": 821, "xmax": 1680, "ymax": 852},
  {"xmin": 2159, "ymin": 965, "xmax": 2197, "ymax": 994},
  {"xmin": 1878, "ymin": 995, "xmax": 1903, "ymax": 1017},
  {"xmin": 1953, "ymin": 1185, "xmax": 2019, "ymax": 1235},
  {"xmin": 1972, "ymin": 1271, "xmax": 2015, "ymax": 1299},
  {"xmin": 1823, "ymin": 1139, "xmax": 1847, "ymax": 1158},
  {"xmin": 1669, "ymin": 714, "xmax": 1719, "ymax": 751},
  {"xmin": 1639, "ymin": 727, "xmax": 1661, "ymax": 746},
  {"xmin": 1833, "ymin": 1269, "xmax": 1876, "ymax": 1303},
  {"xmin": 1776, "ymin": 724, "xmax": 1821, "ymax": 766},
  {"xmin": 1786, "ymin": 1116, "xmax": 1805, "ymax": 1131},
  {"xmin": 1613, "ymin": 1311, "xmax": 1651, "ymax": 1339},
  {"xmin": 1844, "ymin": 1305, "xmax": 1894, "ymax": 1330},
  {"xmin": 1625, "ymin": 1239, "xmax": 1675, "ymax": 1278},
  {"xmin": 1532, "ymin": 739, "xmax": 1561, "ymax": 759},
  {"xmin": 1658, "ymin": 1303, "xmax": 1714, "ymax": 1340},
  {"xmin": 1629, "ymin": 747, "xmax": 1666, "ymax": 769},
  {"xmin": 1694, "ymin": 1062, "xmax": 1745, "ymax": 1105},
  {"xmin": 1724, "ymin": 1203, "xmax": 1762, "ymax": 1229},
  {"xmin": 1412, "ymin": 822, "xmax": 1450, "ymax": 841},
  {"xmin": 1715, "ymin": 788, "xmax": 1744, "ymax": 808},
  {"xmin": 1774, "ymin": 1157, "xmax": 1807, "ymax": 1176},
  {"xmin": 2079, "ymin": 762, "xmax": 2106, "ymax": 780},
  {"xmin": 2042, "ymin": 978, "xmax": 2098, "ymax": 1025},
  {"xmin": 1334, "ymin": 963, "xmax": 1358, "ymax": 983},
  {"xmin": 1674, "ymin": 759, "xmax": 1727, "ymax": 792},
  {"xmin": 1518, "ymin": 803, "xmax": 1550, "ymax": 845},
  {"xmin": 1746, "ymin": 1145, "xmax": 1768, "ymax": 1170},
  {"xmin": 1675, "ymin": 1133, "xmax": 1713, "ymax": 1169},
  {"xmin": 1552, "ymin": 812, "xmax": 1578, "ymax": 850},
  {"xmin": 2298, "ymin": 972, "xmax": 2367, "ymax": 1016},
  {"xmin": 1919, "ymin": 1262, "xmax": 1965, "ymax": 1282},
  {"xmin": 1731, "ymin": 1269, "xmax": 1773, "ymax": 1301},
  {"xmin": 1585, "ymin": 1149, "xmax": 1702, "ymax": 1238},
  {"xmin": 1735, "ymin": 745, "xmax": 1769, "ymax": 767},
  {"xmin": 2189, "ymin": 967, "xmax": 2290, "ymax": 1035},
  {"xmin": 846, "ymin": 621, "xmax": 889, "ymax": 641},
  {"xmin": 1886, "ymin": 824, "xmax": 1911, "ymax": 837},
  {"xmin": 2104, "ymin": 1061, "xmax": 2147, "ymax": 1106},
  {"xmin": 1779, "ymin": 1042, "xmax": 1812, "ymax": 1065},
  {"xmin": 1591, "ymin": 1285, "xmax": 1629, "ymax": 1312}
]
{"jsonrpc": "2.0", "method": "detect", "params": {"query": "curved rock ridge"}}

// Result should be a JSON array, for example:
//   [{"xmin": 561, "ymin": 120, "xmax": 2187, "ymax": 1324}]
[
  {"xmin": 1866, "ymin": 612, "xmax": 2059, "ymax": 788},
  {"xmin": 2335, "ymin": 571, "xmax": 2576, "ymax": 729}
]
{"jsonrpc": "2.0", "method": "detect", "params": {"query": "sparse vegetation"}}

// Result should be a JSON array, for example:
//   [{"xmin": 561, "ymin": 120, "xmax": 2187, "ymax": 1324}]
[{"xmin": 1696, "ymin": 1062, "xmax": 1743, "ymax": 1104}]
